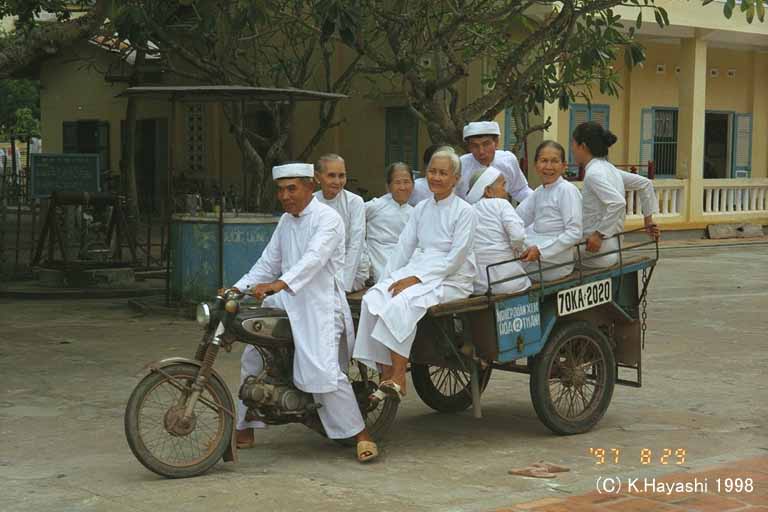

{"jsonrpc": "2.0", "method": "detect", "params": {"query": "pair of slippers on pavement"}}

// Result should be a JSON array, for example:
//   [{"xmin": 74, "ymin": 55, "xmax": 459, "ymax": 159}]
[{"xmin": 508, "ymin": 461, "xmax": 570, "ymax": 478}]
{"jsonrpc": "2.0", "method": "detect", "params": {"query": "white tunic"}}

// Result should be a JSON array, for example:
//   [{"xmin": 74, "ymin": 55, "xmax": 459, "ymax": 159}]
[
  {"xmin": 408, "ymin": 177, "xmax": 432, "ymax": 206},
  {"xmin": 457, "ymin": 151, "xmax": 533, "ymax": 203},
  {"xmin": 472, "ymin": 198, "xmax": 531, "ymax": 295},
  {"xmin": 314, "ymin": 189, "xmax": 369, "ymax": 291},
  {"xmin": 365, "ymin": 193, "xmax": 414, "ymax": 283},
  {"xmin": 354, "ymin": 193, "xmax": 477, "ymax": 368},
  {"xmin": 581, "ymin": 158, "xmax": 659, "ymax": 268},
  {"xmin": 516, "ymin": 177, "xmax": 583, "ymax": 281},
  {"xmin": 233, "ymin": 197, "xmax": 354, "ymax": 393}
]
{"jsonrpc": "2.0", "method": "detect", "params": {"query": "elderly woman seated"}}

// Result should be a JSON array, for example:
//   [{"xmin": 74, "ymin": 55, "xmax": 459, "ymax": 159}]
[
  {"xmin": 517, "ymin": 141, "xmax": 583, "ymax": 282},
  {"xmin": 365, "ymin": 162, "xmax": 415, "ymax": 283},
  {"xmin": 353, "ymin": 147, "xmax": 477, "ymax": 400},
  {"xmin": 465, "ymin": 166, "xmax": 531, "ymax": 295}
]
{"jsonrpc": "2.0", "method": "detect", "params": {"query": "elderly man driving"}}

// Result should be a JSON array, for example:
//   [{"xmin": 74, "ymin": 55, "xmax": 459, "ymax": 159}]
[{"xmin": 230, "ymin": 162, "xmax": 377, "ymax": 463}]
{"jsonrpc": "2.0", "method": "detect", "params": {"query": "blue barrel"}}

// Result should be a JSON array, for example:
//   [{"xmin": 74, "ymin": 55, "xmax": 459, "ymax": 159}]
[{"xmin": 169, "ymin": 214, "xmax": 279, "ymax": 302}]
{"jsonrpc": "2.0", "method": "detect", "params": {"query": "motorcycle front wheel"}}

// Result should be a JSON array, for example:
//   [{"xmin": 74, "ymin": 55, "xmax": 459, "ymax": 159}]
[{"xmin": 124, "ymin": 363, "xmax": 233, "ymax": 478}]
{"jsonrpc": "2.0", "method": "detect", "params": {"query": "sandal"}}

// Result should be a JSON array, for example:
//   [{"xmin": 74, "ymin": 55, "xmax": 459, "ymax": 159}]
[
  {"xmin": 368, "ymin": 388, "xmax": 387, "ymax": 406},
  {"xmin": 532, "ymin": 461, "xmax": 570, "ymax": 473},
  {"xmin": 236, "ymin": 439, "xmax": 257, "ymax": 449},
  {"xmin": 508, "ymin": 466, "xmax": 556, "ymax": 479},
  {"xmin": 379, "ymin": 380, "xmax": 406, "ymax": 401},
  {"xmin": 357, "ymin": 440, "xmax": 379, "ymax": 463}
]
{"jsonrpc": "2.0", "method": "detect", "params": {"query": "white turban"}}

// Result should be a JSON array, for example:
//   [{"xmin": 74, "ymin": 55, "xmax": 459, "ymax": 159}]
[
  {"xmin": 466, "ymin": 166, "xmax": 502, "ymax": 204},
  {"xmin": 463, "ymin": 121, "xmax": 501, "ymax": 140},
  {"xmin": 272, "ymin": 163, "xmax": 314, "ymax": 180}
]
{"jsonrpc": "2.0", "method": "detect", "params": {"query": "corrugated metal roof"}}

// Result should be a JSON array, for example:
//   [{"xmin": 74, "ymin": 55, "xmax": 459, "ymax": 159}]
[{"xmin": 117, "ymin": 86, "xmax": 348, "ymax": 102}]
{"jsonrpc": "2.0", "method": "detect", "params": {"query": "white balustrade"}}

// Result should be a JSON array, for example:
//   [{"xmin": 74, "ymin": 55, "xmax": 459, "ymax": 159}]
[
  {"xmin": 703, "ymin": 179, "xmax": 768, "ymax": 215},
  {"xmin": 626, "ymin": 179, "xmax": 686, "ymax": 220}
]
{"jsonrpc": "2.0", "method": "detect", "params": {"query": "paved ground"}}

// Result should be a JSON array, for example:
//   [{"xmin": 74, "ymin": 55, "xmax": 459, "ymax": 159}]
[{"xmin": 0, "ymin": 243, "xmax": 766, "ymax": 511}]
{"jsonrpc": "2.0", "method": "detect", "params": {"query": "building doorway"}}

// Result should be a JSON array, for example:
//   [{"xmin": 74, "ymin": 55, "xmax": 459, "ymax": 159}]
[{"xmin": 703, "ymin": 112, "xmax": 731, "ymax": 179}]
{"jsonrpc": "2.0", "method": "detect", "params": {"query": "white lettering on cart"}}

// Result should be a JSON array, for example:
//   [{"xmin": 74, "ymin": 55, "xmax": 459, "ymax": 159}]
[{"xmin": 497, "ymin": 302, "xmax": 540, "ymax": 335}]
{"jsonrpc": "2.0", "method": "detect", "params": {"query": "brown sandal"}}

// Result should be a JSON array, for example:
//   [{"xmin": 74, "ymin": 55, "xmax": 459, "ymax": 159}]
[
  {"xmin": 508, "ymin": 467, "xmax": 556, "ymax": 478},
  {"xmin": 357, "ymin": 440, "xmax": 379, "ymax": 463},
  {"xmin": 532, "ymin": 461, "xmax": 570, "ymax": 473}
]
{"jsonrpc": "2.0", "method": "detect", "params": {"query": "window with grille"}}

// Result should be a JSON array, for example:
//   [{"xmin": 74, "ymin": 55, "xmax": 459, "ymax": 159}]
[
  {"xmin": 385, "ymin": 107, "xmax": 419, "ymax": 172},
  {"xmin": 62, "ymin": 120, "xmax": 110, "ymax": 172},
  {"xmin": 185, "ymin": 103, "xmax": 206, "ymax": 173}
]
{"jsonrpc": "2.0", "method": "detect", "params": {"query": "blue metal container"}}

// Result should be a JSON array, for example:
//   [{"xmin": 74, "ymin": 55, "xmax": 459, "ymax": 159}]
[{"xmin": 169, "ymin": 214, "xmax": 279, "ymax": 302}]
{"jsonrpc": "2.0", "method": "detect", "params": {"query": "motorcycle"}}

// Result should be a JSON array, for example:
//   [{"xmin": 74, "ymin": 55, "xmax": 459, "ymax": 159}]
[{"xmin": 124, "ymin": 289, "xmax": 398, "ymax": 478}]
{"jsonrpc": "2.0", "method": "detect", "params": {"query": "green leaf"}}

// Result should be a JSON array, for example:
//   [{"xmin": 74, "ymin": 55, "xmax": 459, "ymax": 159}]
[
  {"xmin": 747, "ymin": 4, "xmax": 755, "ymax": 23},
  {"xmin": 636, "ymin": 11, "xmax": 642, "ymax": 29},
  {"xmin": 724, "ymin": 0, "xmax": 735, "ymax": 18},
  {"xmin": 653, "ymin": 9, "xmax": 664, "ymax": 27},
  {"xmin": 757, "ymin": 1, "xmax": 766, "ymax": 22}
]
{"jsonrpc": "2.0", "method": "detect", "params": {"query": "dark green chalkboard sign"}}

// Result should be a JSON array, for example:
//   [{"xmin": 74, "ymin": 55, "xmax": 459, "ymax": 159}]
[{"xmin": 30, "ymin": 153, "xmax": 100, "ymax": 199}]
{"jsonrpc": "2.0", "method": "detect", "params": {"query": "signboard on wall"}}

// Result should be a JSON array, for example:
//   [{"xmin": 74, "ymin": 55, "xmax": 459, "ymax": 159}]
[{"xmin": 30, "ymin": 153, "xmax": 100, "ymax": 198}]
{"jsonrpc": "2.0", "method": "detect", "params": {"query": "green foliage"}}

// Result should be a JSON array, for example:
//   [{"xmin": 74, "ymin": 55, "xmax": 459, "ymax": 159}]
[
  {"xmin": 11, "ymin": 107, "xmax": 41, "ymax": 137},
  {"xmin": 707, "ymin": 0, "xmax": 766, "ymax": 22},
  {"xmin": 0, "ymin": 79, "xmax": 40, "ymax": 135}
]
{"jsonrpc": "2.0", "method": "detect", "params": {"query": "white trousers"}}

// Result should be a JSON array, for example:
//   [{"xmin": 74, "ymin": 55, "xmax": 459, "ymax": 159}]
[
  {"xmin": 581, "ymin": 236, "xmax": 620, "ymax": 268},
  {"xmin": 353, "ymin": 283, "xmax": 466, "ymax": 370},
  {"xmin": 236, "ymin": 301, "xmax": 365, "ymax": 439},
  {"xmin": 523, "ymin": 260, "xmax": 574, "ymax": 282}
]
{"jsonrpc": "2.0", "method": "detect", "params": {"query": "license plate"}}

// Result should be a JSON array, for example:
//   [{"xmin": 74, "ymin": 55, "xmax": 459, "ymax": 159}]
[{"xmin": 557, "ymin": 278, "xmax": 612, "ymax": 316}]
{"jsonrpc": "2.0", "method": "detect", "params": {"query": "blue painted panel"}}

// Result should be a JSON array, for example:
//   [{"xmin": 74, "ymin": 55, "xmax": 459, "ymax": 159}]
[
  {"xmin": 170, "ymin": 219, "xmax": 278, "ymax": 302},
  {"xmin": 495, "ymin": 294, "xmax": 542, "ymax": 362}
]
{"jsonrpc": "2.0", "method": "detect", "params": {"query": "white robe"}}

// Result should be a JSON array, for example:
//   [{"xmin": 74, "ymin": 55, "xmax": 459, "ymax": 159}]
[
  {"xmin": 365, "ymin": 193, "xmax": 414, "ymax": 283},
  {"xmin": 457, "ymin": 151, "xmax": 533, "ymax": 203},
  {"xmin": 472, "ymin": 198, "xmax": 531, "ymax": 295},
  {"xmin": 516, "ymin": 177, "xmax": 583, "ymax": 282},
  {"xmin": 314, "ymin": 189, "xmax": 369, "ymax": 291},
  {"xmin": 233, "ymin": 197, "xmax": 363, "ymax": 438},
  {"xmin": 581, "ymin": 158, "xmax": 659, "ymax": 268},
  {"xmin": 353, "ymin": 192, "xmax": 476, "ymax": 368},
  {"xmin": 408, "ymin": 177, "xmax": 432, "ymax": 206}
]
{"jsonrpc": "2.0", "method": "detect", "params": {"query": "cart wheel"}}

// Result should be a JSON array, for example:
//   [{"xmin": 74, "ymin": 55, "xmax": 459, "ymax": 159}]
[
  {"xmin": 529, "ymin": 320, "xmax": 615, "ymax": 435},
  {"xmin": 411, "ymin": 364, "xmax": 492, "ymax": 413}
]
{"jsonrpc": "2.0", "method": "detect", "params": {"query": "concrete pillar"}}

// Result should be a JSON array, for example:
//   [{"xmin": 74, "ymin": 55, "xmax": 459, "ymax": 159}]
[
  {"xmin": 676, "ymin": 33, "xmax": 708, "ymax": 222},
  {"xmin": 751, "ymin": 51, "xmax": 768, "ymax": 179}
]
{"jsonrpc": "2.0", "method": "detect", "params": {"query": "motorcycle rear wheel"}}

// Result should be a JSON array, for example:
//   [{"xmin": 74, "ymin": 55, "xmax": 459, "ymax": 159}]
[
  {"xmin": 124, "ymin": 363, "xmax": 233, "ymax": 478},
  {"xmin": 331, "ymin": 361, "xmax": 399, "ymax": 447}
]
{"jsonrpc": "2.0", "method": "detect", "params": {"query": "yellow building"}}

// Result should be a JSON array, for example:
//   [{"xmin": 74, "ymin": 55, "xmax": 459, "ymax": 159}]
[{"xmin": 32, "ymin": 1, "xmax": 768, "ymax": 228}]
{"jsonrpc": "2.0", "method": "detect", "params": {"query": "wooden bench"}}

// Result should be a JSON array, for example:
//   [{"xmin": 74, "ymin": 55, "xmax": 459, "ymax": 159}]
[{"xmin": 347, "ymin": 255, "xmax": 653, "ymax": 318}]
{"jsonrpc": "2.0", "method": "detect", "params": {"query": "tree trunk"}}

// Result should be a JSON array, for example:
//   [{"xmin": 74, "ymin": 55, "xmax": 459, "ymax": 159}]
[{"xmin": 120, "ymin": 48, "xmax": 146, "ymax": 233}]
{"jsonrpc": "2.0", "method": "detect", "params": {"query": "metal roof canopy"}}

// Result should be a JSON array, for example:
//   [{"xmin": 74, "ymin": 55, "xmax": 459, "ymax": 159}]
[{"xmin": 117, "ymin": 85, "xmax": 347, "ymax": 102}]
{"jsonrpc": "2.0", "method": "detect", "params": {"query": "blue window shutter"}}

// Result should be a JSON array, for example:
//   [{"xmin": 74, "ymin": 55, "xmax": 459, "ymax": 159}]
[
  {"xmin": 732, "ymin": 113, "xmax": 752, "ymax": 178},
  {"xmin": 504, "ymin": 109, "xmax": 517, "ymax": 153},
  {"xmin": 640, "ymin": 108, "xmax": 655, "ymax": 166},
  {"xmin": 568, "ymin": 105, "xmax": 590, "ymax": 163}
]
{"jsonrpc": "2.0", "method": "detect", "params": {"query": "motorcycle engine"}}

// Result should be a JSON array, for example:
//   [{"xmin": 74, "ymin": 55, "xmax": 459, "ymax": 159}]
[{"xmin": 239, "ymin": 375, "xmax": 315, "ymax": 419}]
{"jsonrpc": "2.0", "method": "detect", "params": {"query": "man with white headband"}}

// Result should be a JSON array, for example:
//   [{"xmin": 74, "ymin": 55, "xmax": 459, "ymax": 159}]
[
  {"xmin": 457, "ymin": 121, "xmax": 533, "ymax": 203},
  {"xmin": 466, "ymin": 166, "xmax": 531, "ymax": 295},
  {"xmin": 228, "ymin": 162, "xmax": 377, "ymax": 463}
]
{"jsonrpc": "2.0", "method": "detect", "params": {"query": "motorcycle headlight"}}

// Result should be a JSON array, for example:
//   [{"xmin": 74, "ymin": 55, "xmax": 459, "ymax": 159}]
[{"xmin": 196, "ymin": 303, "xmax": 211, "ymax": 327}]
